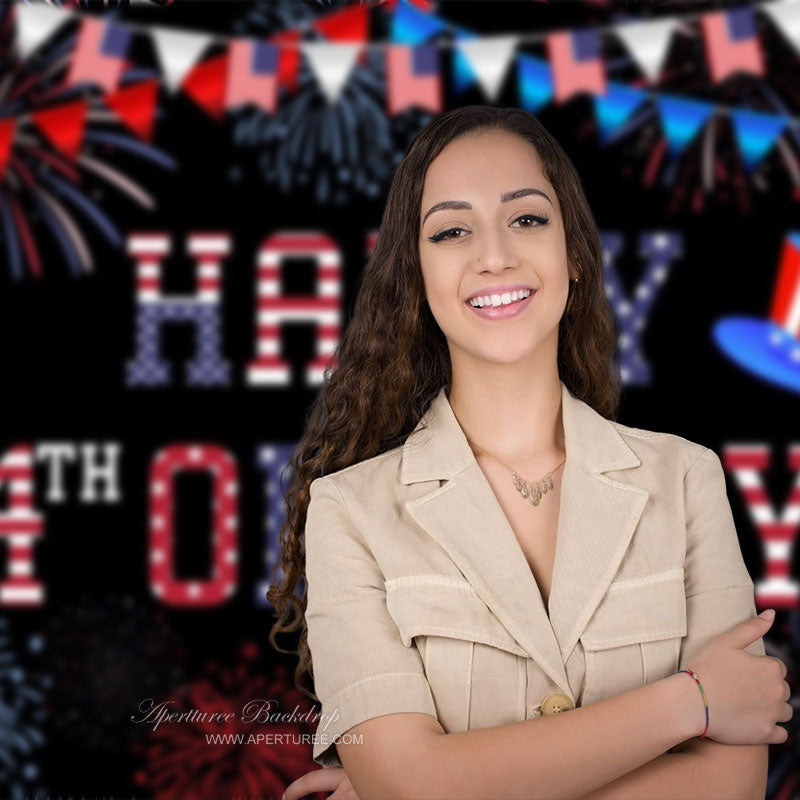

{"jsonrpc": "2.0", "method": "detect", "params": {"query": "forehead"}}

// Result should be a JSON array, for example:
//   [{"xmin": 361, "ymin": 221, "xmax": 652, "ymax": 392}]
[{"xmin": 421, "ymin": 130, "xmax": 553, "ymax": 202}]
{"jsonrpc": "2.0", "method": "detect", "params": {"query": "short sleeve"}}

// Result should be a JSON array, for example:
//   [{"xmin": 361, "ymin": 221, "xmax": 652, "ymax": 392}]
[
  {"xmin": 679, "ymin": 447, "xmax": 765, "ymax": 672},
  {"xmin": 304, "ymin": 476, "xmax": 438, "ymax": 768}
]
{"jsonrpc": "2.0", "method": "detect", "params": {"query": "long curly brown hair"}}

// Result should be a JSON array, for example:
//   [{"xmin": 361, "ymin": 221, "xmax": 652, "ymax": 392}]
[{"xmin": 266, "ymin": 105, "xmax": 621, "ymax": 701}]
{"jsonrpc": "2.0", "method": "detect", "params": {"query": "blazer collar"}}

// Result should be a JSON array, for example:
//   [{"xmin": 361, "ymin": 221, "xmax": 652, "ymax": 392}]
[{"xmin": 400, "ymin": 381, "xmax": 649, "ymax": 701}]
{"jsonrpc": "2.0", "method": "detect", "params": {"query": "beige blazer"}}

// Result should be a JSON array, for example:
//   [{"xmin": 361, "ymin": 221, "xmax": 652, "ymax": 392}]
[{"xmin": 304, "ymin": 380, "xmax": 765, "ymax": 768}]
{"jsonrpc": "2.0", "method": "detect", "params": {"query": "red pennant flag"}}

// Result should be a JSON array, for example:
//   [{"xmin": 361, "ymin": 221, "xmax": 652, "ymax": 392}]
[
  {"xmin": 32, "ymin": 100, "xmax": 88, "ymax": 160},
  {"xmin": 182, "ymin": 53, "xmax": 229, "ymax": 120},
  {"xmin": 313, "ymin": 4, "xmax": 369, "ymax": 40},
  {"xmin": 313, "ymin": 5, "xmax": 369, "ymax": 67},
  {"xmin": 105, "ymin": 80, "xmax": 159, "ymax": 142},
  {"xmin": 0, "ymin": 118, "xmax": 15, "ymax": 179},
  {"xmin": 268, "ymin": 30, "xmax": 300, "ymax": 93}
]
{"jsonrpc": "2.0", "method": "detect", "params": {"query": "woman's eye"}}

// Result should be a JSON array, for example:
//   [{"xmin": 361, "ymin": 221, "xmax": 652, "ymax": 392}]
[
  {"xmin": 428, "ymin": 227, "xmax": 466, "ymax": 243},
  {"xmin": 513, "ymin": 213, "xmax": 549, "ymax": 228},
  {"xmin": 427, "ymin": 214, "xmax": 549, "ymax": 243}
]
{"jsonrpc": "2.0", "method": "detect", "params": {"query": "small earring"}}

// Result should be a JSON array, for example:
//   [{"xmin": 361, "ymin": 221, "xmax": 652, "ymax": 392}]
[{"xmin": 566, "ymin": 276, "xmax": 579, "ymax": 312}]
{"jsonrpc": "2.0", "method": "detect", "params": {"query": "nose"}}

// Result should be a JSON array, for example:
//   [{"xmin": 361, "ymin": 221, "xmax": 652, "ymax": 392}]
[{"xmin": 474, "ymin": 227, "xmax": 521, "ymax": 273}]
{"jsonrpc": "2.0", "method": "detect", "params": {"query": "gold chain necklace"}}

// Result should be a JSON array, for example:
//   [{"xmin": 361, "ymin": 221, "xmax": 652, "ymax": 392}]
[{"xmin": 468, "ymin": 440, "xmax": 566, "ymax": 507}]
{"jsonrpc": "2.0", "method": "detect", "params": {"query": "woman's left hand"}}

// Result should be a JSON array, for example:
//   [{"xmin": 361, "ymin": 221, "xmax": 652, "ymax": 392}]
[{"xmin": 283, "ymin": 765, "xmax": 361, "ymax": 800}]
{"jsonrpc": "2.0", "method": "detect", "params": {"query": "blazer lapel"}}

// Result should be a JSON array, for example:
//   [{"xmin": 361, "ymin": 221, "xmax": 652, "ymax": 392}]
[{"xmin": 401, "ymin": 380, "xmax": 649, "ymax": 700}]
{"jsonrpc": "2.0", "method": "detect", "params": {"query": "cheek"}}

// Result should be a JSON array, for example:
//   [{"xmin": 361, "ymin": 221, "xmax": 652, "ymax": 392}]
[{"xmin": 421, "ymin": 262, "xmax": 457, "ymax": 312}]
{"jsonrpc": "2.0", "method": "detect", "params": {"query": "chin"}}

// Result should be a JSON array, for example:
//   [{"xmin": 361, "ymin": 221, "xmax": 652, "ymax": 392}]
[{"xmin": 475, "ymin": 343, "xmax": 541, "ymax": 364}]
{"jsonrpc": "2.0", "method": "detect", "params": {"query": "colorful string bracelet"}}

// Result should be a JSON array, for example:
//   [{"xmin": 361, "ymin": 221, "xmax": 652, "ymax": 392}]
[{"xmin": 675, "ymin": 667, "xmax": 709, "ymax": 738}]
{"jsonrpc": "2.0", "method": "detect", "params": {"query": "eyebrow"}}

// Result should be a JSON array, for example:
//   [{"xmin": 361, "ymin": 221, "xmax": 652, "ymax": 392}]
[{"xmin": 422, "ymin": 187, "xmax": 553, "ymax": 225}]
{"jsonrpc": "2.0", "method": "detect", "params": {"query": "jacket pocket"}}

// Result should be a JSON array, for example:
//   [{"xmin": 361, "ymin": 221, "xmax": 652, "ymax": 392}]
[
  {"xmin": 580, "ymin": 568, "xmax": 687, "ymax": 705},
  {"xmin": 385, "ymin": 575, "xmax": 528, "ymax": 732}
]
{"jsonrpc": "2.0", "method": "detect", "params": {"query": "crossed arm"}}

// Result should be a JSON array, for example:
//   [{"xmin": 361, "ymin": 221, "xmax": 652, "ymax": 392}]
[
  {"xmin": 575, "ymin": 739, "xmax": 768, "ymax": 800},
  {"xmin": 306, "ymin": 450, "xmax": 771, "ymax": 799}
]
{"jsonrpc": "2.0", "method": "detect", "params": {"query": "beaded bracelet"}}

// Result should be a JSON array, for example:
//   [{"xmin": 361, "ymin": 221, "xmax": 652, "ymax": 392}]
[{"xmin": 675, "ymin": 667, "xmax": 709, "ymax": 738}]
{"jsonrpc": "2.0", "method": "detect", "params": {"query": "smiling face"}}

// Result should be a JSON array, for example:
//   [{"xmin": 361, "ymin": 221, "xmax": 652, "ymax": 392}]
[{"xmin": 418, "ymin": 129, "xmax": 574, "ymax": 372}]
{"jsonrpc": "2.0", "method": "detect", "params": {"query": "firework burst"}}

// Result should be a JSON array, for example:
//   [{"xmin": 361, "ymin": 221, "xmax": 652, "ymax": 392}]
[
  {"xmin": 0, "ymin": 1, "xmax": 176, "ymax": 280},
  {"xmin": 0, "ymin": 616, "xmax": 50, "ymax": 800},
  {"xmin": 133, "ymin": 642, "xmax": 327, "ymax": 800},
  {"xmin": 227, "ymin": 0, "xmax": 436, "ymax": 205}
]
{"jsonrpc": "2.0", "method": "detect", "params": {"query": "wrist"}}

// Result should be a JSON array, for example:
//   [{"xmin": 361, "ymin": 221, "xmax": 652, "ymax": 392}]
[{"xmin": 660, "ymin": 671, "xmax": 708, "ymax": 743}]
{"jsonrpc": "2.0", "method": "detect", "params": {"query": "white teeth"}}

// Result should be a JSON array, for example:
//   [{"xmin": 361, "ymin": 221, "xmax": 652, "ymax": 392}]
[{"xmin": 469, "ymin": 289, "xmax": 532, "ymax": 308}]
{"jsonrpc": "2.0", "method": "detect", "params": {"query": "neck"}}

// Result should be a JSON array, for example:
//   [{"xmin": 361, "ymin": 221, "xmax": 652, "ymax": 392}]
[{"xmin": 448, "ymin": 370, "xmax": 565, "ymax": 472}]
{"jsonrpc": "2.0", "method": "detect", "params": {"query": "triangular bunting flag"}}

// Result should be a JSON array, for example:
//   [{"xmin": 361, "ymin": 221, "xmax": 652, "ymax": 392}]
[
  {"xmin": 453, "ymin": 28, "xmax": 479, "ymax": 95},
  {"xmin": 517, "ymin": 54, "xmax": 553, "ymax": 112},
  {"xmin": 313, "ymin": 4, "xmax": 369, "ymax": 71},
  {"xmin": 729, "ymin": 108, "xmax": 786, "ymax": 172},
  {"xmin": 593, "ymin": 82, "xmax": 647, "ymax": 144},
  {"xmin": 182, "ymin": 52, "xmax": 228, "ymax": 119},
  {"xmin": 613, "ymin": 18, "xmax": 678, "ymax": 83},
  {"xmin": 105, "ymin": 80, "xmax": 159, "ymax": 141},
  {"xmin": 0, "ymin": 118, "xmax": 15, "ymax": 180},
  {"xmin": 300, "ymin": 42, "xmax": 362, "ymax": 105},
  {"xmin": 13, "ymin": 2, "xmax": 68, "ymax": 59},
  {"xmin": 390, "ymin": 0, "xmax": 446, "ymax": 44},
  {"xmin": 456, "ymin": 35, "xmax": 519, "ymax": 103},
  {"xmin": 269, "ymin": 30, "xmax": 301, "ymax": 93},
  {"xmin": 313, "ymin": 4, "xmax": 369, "ymax": 43},
  {"xmin": 761, "ymin": 0, "xmax": 800, "ymax": 55},
  {"xmin": 32, "ymin": 99, "xmax": 88, "ymax": 160},
  {"xmin": 150, "ymin": 26, "xmax": 212, "ymax": 92},
  {"xmin": 655, "ymin": 94, "xmax": 714, "ymax": 157}
]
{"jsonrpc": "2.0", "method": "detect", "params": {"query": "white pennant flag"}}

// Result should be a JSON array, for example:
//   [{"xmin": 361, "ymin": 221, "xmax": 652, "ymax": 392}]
[
  {"xmin": 300, "ymin": 42, "xmax": 362, "ymax": 105},
  {"xmin": 150, "ymin": 26, "xmax": 213, "ymax": 92},
  {"xmin": 14, "ymin": 2, "xmax": 70, "ymax": 60},
  {"xmin": 761, "ymin": 0, "xmax": 800, "ymax": 54},
  {"xmin": 614, "ymin": 18, "xmax": 678, "ymax": 83},
  {"xmin": 456, "ymin": 35, "xmax": 519, "ymax": 103}
]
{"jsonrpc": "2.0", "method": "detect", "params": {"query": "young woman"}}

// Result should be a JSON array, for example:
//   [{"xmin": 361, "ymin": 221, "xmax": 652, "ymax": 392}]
[{"xmin": 269, "ymin": 106, "xmax": 791, "ymax": 800}]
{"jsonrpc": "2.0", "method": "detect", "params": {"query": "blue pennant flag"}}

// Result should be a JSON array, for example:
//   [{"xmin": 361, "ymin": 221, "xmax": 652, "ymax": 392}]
[
  {"xmin": 390, "ymin": 0, "xmax": 447, "ymax": 44},
  {"xmin": 453, "ymin": 27, "xmax": 479, "ymax": 95},
  {"xmin": 655, "ymin": 94, "xmax": 715, "ymax": 157},
  {"xmin": 517, "ymin": 54, "xmax": 553, "ymax": 113},
  {"xmin": 593, "ymin": 82, "xmax": 647, "ymax": 145},
  {"xmin": 729, "ymin": 108, "xmax": 786, "ymax": 172}
]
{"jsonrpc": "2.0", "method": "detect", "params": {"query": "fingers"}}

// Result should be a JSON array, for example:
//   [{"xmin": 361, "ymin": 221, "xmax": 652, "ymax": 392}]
[
  {"xmin": 328, "ymin": 785, "xmax": 362, "ymax": 800},
  {"xmin": 768, "ymin": 724, "xmax": 789, "ymax": 745},
  {"xmin": 764, "ymin": 655, "xmax": 788, "ymax": 678},
  {"xmin": 284, "ymin": 766, "xmax": 345, "ymax": 800}
]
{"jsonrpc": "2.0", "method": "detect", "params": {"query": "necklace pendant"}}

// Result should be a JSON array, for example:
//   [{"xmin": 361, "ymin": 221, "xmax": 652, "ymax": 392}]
[{"xmin": 505, "ymin": 461, "xmax": 564, "ymax": 509}]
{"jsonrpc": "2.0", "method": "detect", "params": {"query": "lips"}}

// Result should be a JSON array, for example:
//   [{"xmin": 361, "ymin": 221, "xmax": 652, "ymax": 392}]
[
  {"xmin": 467, "ymin": 288, "xmax": 532, "ymax": 309},
  {"xmin": 466, "ymin": 289, "xmax": 536, "ymax": 320},
  {"xmin": 465, "ymin": 283, "xmax": 535, "ymax": 303}
]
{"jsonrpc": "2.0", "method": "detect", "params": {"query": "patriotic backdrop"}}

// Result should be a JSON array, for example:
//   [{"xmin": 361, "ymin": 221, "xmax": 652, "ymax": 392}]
[{"xmin": 0, "ymin": 0, "xmax": 799, "ymax": 797}]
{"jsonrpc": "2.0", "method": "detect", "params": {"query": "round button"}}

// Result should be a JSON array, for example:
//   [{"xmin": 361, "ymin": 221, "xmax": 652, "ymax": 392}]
[{"xmin": 540, "ymin": 692, "xmax": 574, "ymax": 715}]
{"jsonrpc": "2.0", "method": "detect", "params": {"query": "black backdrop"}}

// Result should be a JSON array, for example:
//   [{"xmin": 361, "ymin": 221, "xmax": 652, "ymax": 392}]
[{"xmin": 0, "ymin": 0, "xmax": 797, "ymax": 798}]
